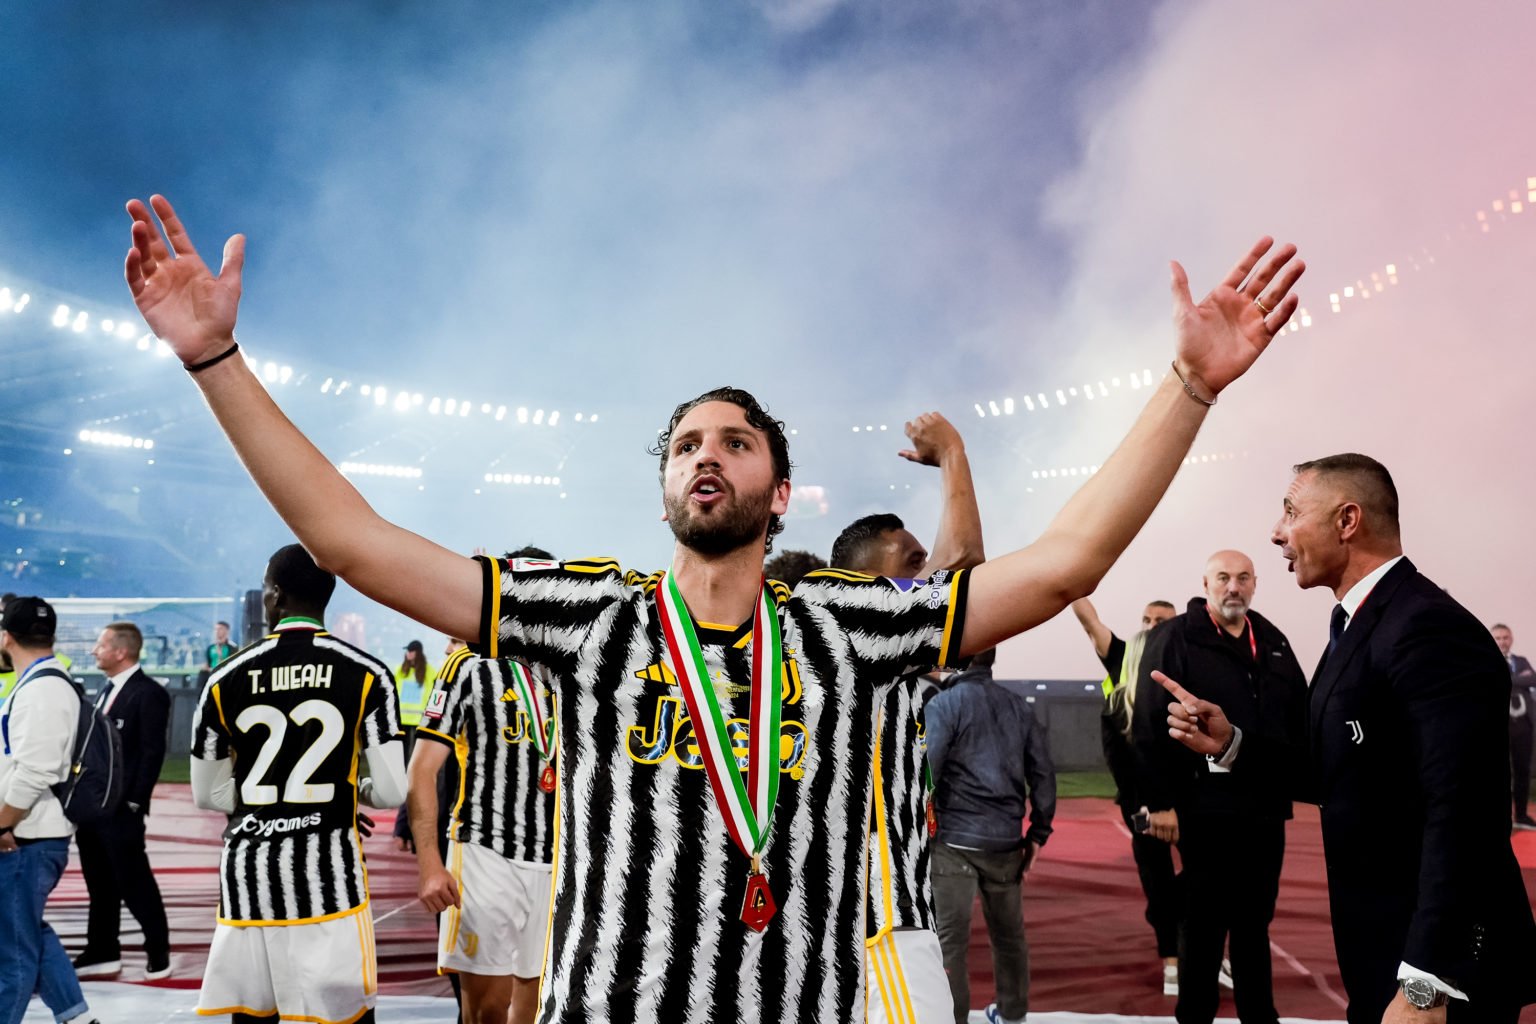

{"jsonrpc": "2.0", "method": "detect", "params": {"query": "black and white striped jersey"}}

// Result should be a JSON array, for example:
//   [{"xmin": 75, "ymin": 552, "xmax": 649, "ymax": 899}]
[
  {"xmin": 192, "ymin": 622, "xmax": 401, "ymax": 924},
  {"xmin": 868, "ymin": 674, "xmax": 941, "ymax": 938},
  {"xmin": 417, "ymin": 647, "xmax": 557, "ymax": 864},
  {"xmin": 474, "ymin": 556, "xmax": 970, "ymax": 1024}
]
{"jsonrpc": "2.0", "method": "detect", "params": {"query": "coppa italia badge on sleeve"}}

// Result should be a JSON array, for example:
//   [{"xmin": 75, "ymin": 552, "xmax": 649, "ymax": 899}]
[
  {"xmin": 656, "ymin": 569, "xmax": 784, "ymax": 932},
  {"xmin": 508, "ymin": 661, "xmax": 558, "ymax": 793}
]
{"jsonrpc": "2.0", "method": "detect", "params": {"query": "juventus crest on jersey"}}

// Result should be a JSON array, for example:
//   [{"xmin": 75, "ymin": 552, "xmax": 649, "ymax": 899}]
[
  {"xmin": 192, "ymin": 622, "xmax": 401, "ymax": 924},
  {"xmin": 417, "ymin": 648, "xmax": 557, "ymax": 864},
  {"xmin": 474, "ymin": 555, "xmax": 969, "ymax": 1024}
]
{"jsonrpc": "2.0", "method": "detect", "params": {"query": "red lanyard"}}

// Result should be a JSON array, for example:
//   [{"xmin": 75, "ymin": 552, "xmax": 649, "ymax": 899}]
[{"xmin": 1208, "ymin": 606, "xmax": 1257, "ymax": 660}]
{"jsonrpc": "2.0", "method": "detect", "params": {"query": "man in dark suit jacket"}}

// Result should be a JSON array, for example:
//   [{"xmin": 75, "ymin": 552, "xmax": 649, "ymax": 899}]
[
  {"xmin": 74, "ymin": 621, "xmax": 173, "ymax": 981},
  {"xmin": 1158, "ymin": 454, "xmax": 1536, "ymax": 1023},
  {"xmin": 1492, "ymin": 623, "xmax": 1536, "ymax": 829}
]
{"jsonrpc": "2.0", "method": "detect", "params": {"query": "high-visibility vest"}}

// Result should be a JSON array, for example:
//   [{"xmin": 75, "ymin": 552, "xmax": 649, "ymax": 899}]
[
  {"xmin": 0, "ymin": 651, "xmax": 71, "ymax": 702},
  {"xmin": 396, "ymin": 663, "xmax": 436, "ymax": 727}
]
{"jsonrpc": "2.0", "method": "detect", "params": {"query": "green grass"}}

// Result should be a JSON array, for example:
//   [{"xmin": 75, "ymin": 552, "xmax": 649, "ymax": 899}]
[
  {"xmin": 1054, "ymin": 770, "xmax": 1116, "ymax": 799},
  {"xmin": 159, "ymin": 760, "xmax": 191, "ymax": 785}
]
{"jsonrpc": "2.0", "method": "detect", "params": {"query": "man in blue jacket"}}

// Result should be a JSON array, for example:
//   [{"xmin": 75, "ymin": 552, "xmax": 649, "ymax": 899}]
[{"xmin": 926, "ymin": 647, "xmax": 1056, "ymax": 1024}]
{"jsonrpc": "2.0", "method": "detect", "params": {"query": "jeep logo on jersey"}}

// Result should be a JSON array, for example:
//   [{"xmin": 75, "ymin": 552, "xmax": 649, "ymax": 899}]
[
  {"xmin": 511, "ymin": 558, "xmax": 559, "ymax": 572},
  {"xmin": 624, "ymin": 695, "xmax": 808, "ymax": 779}
]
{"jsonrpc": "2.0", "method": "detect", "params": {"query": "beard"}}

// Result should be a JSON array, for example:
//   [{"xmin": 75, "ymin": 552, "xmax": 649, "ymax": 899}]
[
  {"xmin": 664, "ymin": 482, "xmax": 776, "ymax": 556},
  {"xmin": 1212, "ymin": 597, "xmax": 1250, "ymax": 623}
]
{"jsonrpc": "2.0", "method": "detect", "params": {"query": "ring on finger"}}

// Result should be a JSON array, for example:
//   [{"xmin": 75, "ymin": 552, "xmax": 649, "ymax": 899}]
[{"xmin": 1253, "ymin": 297, "xmax": 1273, "ymax": 315}]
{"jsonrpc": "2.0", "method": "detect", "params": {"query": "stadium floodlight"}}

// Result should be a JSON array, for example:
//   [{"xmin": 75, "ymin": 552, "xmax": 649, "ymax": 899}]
[
  {"xmin": 53, "ymin": 304, "xmax": 70, "ymax": 327},
  {"xmin": 117, "ymin": 321, "xmax": 135, "ymax": 339},
  {"xmin": 279, "ymin": 365, "xmax": 294, "ymax": 384},
  {"xmin": 533, "ymin": 409, "xmax": 545, "ymax": 425},
  {"xmin": 393, "ymin": 392, "xmax": 411, "ymax": 412},
  {"xmin": 374, "ymin": 387, "xmax": 388, "ymax": 406},
  {"xmin": 495, "ymin": 405, "xmax": 507, "ymax": 421},
  {"xmin": 136, "ymin": 335, "xmax": 152, "ymax": 351},
  {"xmin": 547, "ymin": 411, "xmax": 559, "ymax": 427},
  {"xmin": 337, "ymin": 461, "xmax": 423, "ymax": 479},
  {"xmin": 988, "ymin": 401, "xmax": 1001, "ymax": 417},
  {"xmin": 1003, "ymin": 398, "xmax": 1015, "ymax": 415},
  {"xmin": 71, "ymin": 311, "xmax": 88, "ymax": 332},
  {"xmin": 459, "ymin": 402, "xmax": 470, "ymax": 417},
  {"xmin": 517, "ymin": 407, "xmax": 529, "ymax": 424}
]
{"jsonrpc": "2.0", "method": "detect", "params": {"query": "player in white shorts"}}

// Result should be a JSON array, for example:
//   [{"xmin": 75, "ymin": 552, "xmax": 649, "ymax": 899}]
[
  {"xmin": 190, "ymin": 545, "xmax": 406, "ymax": 1024},
  {"xmin": 409, "ymin": 552, "xmax": 558, "ymax": 1024},
  {"xmin": 826, "ymin": 412, "xmax": 985, "ymax": 1024}
]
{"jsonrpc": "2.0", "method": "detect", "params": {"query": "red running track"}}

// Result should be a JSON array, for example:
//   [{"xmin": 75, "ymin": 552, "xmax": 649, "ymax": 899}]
[{"xmin": 42, "ymin": 786, "xmax": 1536, "ymax": 1020}]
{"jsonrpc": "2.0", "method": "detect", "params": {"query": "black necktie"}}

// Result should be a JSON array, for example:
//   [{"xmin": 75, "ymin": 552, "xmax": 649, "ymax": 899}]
[
  {"xmin": 1327, "ymin": 604, "xmax": 1348, "ymax": 657},
  {"xmin": 95, "ymin": 680, "xmax": 114, "ymax": 711}
]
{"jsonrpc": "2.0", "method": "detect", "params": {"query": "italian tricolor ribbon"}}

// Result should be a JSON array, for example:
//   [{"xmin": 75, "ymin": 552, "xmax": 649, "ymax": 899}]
[
  {"xmin": 508, "ymin": 661, "xmax": 556, "ymax": 763},
  {"xmin": 655, "ymin": 569, "xmax": 783, "ymax": 865}
]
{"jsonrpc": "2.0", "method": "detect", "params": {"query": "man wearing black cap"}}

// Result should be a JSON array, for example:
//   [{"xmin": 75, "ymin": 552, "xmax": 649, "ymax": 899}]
[{"xmin": 0, "ymin": 597, "xmax": 97, "ymax": 1024}]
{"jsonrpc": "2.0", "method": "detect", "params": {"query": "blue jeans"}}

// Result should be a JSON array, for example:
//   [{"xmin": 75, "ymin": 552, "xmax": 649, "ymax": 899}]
[{"xmin": 0, "ymin": 838, "xmax": 89, "ymax": 1024}]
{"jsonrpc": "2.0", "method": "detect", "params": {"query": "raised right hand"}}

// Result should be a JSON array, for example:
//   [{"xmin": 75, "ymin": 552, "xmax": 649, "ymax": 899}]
[
  {"xmin": 124, "ymin": 195, "xmax": 245, "ymax": 365},
  {"xmin": 419, "ymin": 864, "xmax": 462, "ymax": 914},
  {"xmin": 898, "ymin": 411, "xmax": 964, "ymax": 467}
]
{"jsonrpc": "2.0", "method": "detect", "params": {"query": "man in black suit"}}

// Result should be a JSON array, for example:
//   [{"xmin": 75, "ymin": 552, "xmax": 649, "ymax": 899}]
[
  {"xmin": 1492, "ymin": 623, "xmax": 1536, "ymax": 829},
  {"xmin": 1158, "ymin": 454, "xmax": 1536, "ymax": 1023},
  {"xmin": 73, "ymin": 621, "xmax": 173, "ymax": 981}
]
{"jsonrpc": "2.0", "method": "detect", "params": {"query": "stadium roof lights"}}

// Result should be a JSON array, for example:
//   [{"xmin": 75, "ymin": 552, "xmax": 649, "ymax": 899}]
[
  {"xmin": 337, "ymin": 461, "xmax": 423, "ymax": 479},
  {"xmin": 1027, "ymin": 449, "xmax": 1242, "ymax": 482},
  {"xmin": 482, "ymin": 473, "xmax": 561, "ymax": 486},
  {"xmin": 76, "ymin": 428, "xmax": 154, "ymax": 450},
  {"xmin": 6, "ymin": 285, "xmax": 604, "ymax": 428}
]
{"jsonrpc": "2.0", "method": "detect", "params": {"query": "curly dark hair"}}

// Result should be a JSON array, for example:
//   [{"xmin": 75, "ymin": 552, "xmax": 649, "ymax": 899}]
[{"xmin": 650, "ymin": 387, "xmax": 793, "ymax": 553}]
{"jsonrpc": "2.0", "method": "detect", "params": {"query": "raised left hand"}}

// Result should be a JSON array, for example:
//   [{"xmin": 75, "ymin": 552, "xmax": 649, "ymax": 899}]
[
  {"xmin": 898, "ymin": 412, "xmax": 963, "ymax": 467},
  {"xmin": 1170, "ymin": 237, "xmax": 1305, "ymax": 397}
]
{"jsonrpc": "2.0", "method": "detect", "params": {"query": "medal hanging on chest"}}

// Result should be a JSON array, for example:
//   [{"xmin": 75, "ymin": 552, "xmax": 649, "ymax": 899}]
[
  {"xmin": 508, "ymin": 661, "xmax": 558, "ymax": 794},
  {"xmin": 656, "ymin": 569, "xmax": 784, "ymax": 932}
]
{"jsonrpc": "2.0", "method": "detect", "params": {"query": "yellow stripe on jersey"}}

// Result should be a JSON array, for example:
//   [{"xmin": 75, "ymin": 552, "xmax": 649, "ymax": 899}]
[
  {"xmin": 804, "ymin": 568, "xmax": 879, "ymax": 584},
  {"xmin": 867, "ymin": 734, "xmax": 898, "ymax": 947},
  {"xmin": 938, "ymin": 569, "xmax": 966, "ymax": 666},
  {"xmin": 563, "ymin": 558, "xmax": 622, "ymax": 575},
  {"xmin": 487, "ymin": 558, "xmax": 503, "ymax": 658},
  {"xmin": 212, "ymin": 682, "xmax": 229, "ymax": 735},
  {"xmin": 450, "ymin": 733, "xmax": 471, "ymax": 835},
  {"xmin": 537, "ymin": 743, "xmax": 562, "ymax": 1014},
  {"xmin": 215, "ymin": 898, "xmax": 371, "ymax": 929}
]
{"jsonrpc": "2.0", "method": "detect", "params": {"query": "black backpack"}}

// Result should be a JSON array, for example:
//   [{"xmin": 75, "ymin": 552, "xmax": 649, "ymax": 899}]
[{"xmin": 10, "ymin": 666, "xmax": 125, "ymax": 824}]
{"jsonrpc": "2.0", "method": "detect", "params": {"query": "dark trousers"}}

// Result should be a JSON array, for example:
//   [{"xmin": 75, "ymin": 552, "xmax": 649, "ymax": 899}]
[
  {"xmin": 1511, "ymin": 715, "xmax": 1533, "ymax": 820},
  {"xmin": 1121, "ymin": 805, "xmax": 1180, "ymax": 959},
  {"xmin": 1175, "ymin": 812, "xmax": 1284, "ymax": 1024},
  {"xmin": 932, "ymin": 841, "xmax": 1028, "ymax": 1024},
  {"xmin": 76, "ymin": 804, "xmax": 169, "ymax": 961}
]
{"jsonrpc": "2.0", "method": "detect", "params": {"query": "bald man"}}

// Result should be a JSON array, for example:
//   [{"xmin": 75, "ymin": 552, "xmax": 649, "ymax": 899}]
[{"xmin": 1131, "ymin": 550, "xmax": 1307, "ymax": 1024}]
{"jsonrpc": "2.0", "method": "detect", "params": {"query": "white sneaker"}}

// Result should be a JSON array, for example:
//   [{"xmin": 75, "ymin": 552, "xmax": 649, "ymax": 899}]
[
  {"xmin": 1163, "ymin": 963, "xmax": 1179, "ymax": 996},
  {"xmin": 1218, "ymin": 958, "xmax": 1234, "ymax": 989}
]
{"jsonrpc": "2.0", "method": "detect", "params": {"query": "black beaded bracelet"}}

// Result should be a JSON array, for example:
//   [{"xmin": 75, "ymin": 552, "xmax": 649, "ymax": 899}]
[{"xmin": 184, "ymin": 341, "xmax": 241, "ymax": 373}]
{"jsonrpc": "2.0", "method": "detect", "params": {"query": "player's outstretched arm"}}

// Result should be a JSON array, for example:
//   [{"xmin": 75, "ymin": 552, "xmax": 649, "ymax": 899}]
[
  {"xmin": 900, "ymin": 412, "xmax": 986, "ymax": 575},
  {"xmin": 958, "ymin": 237, "xmax": 1304, "ymax": 656},
  {"xmin": 123, "ymin": 196, "xmax": 481, "ymax": 640}
]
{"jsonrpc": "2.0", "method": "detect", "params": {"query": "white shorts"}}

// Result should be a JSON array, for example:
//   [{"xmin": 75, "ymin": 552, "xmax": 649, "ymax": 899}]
[
  {"xmin": 438, "ymin": 839, "xmax": 553, "ymax": 978},
  {"xmin": 198, "ymin": 906, "xmax": 377, "ymax": 1023},
  {"xmin": 867, "ymin": 928, "xmax": 954, "ymax": 1024}
]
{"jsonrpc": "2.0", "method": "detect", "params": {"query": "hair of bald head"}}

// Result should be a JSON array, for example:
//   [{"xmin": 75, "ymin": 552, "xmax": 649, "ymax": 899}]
[
  {"xmin": 1492, "ymin": 622, "xmax": 1510, "ymax": 632},
  {"xmin": 1292, "ymin": 453, "xmax": 1400, "ymax": 540},
  {"xmin": 1147, "ymin": 600, "xmax": 1175, "ymax": 612}
]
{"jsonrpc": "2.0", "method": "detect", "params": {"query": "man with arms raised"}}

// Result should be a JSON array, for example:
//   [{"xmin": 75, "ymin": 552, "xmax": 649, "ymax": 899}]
[
  {"xmin": 190, "ymin": 544, "xmax": 406, "ymax": 1024},
  {"xmin": 1160, "ymin": 456, "xmax": 1536, "ymax": 1023},
  {"xmin": 123, "ymin": 193, "xmax": 1302, "ymax": 1023},
  {"xmin": 827, "ymin": 411, "xmax": 983, "ymax": 1024}
]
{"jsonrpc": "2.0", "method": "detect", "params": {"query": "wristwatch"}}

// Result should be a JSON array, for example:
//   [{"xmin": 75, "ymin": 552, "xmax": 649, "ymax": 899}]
[{"xmin": 1400, "ymin": 977, "xmax": 1449, "ymax": 1010}]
